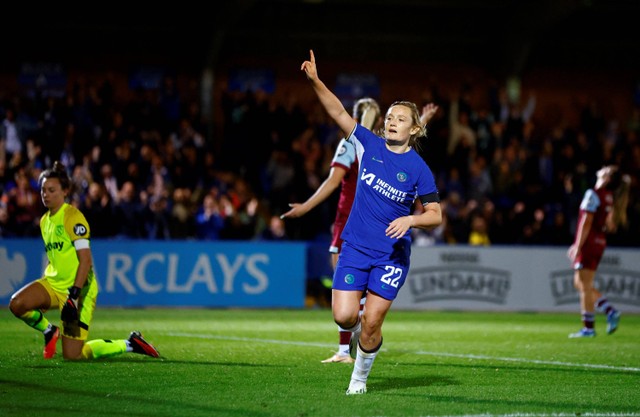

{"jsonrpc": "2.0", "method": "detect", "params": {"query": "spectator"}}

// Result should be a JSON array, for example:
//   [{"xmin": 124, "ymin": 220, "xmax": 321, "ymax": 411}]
[
  {"xmin": 1, "ymin": 107, "xmax": 24, "ymax": 162},
  {"xmin": 79, "ymin": 182, "xmax": 115, "ymax": 238},
  {"xmin": 113, "ymin": 181, "xmax": 145, "ymax": 238},
  {"xmin": 195, "ymin": 192, "xmax": 227, "ymax": 240},
  {"xmin": 468, "ymin": 213, "xmax": 490, "ymax": 246},
  {"xmin": 5, "ymin": 167, "xmax": 42, "ymax": 236}
]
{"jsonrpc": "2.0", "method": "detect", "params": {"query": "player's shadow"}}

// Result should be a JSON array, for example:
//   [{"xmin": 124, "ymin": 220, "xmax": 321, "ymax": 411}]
[
  {"xmin": 0, "ymin": 378, "xmax": 272, "ymax": 417},
  {"xmin": 370, "ymin": 374, "xmax": 457, "ymax": 392},
  {"xmin": 25, "ymin": 358, "xmax": 287, "ymax": 368}
]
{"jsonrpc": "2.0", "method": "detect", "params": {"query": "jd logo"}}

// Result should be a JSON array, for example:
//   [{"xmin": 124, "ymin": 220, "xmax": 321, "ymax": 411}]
[{"xmin": 74, "ymin": 224, "xmax": 87, "ymax": 236}]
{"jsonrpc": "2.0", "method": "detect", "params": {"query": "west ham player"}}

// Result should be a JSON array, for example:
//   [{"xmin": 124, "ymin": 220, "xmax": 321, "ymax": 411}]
[
  {"xmin": 567, "ymin": 165, "xmax": 630, "ymax": 338},
  {"xmin": 9, "ymin": 161, "xmax": 160, "ymax": 360}
]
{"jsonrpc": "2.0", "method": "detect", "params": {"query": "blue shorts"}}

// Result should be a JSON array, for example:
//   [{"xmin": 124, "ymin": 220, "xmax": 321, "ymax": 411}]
[{"xmin": 333, "ymin": 241, "xmax": 410, "ymax": 301}]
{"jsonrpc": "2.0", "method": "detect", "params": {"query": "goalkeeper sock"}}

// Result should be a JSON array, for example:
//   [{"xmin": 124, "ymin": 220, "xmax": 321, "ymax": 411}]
[
  {"xmin": 82, "ymin": 339, "xmax": 127, "ymax": 359},
  {"xmin": 20, "ymin": 310, "xmax": 50, "ymax": 333}
]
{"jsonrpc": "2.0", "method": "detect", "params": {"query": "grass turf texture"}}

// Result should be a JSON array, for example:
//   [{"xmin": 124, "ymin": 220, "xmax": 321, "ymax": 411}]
[{"xmin": 0, "ymin": 308, "xmax": 638, "ymax": 417}]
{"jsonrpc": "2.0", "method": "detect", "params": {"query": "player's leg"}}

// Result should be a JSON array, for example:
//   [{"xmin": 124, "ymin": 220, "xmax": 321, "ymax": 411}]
[
  {"xmin": 60, "ymin": 286, "xmax": 159, "ymax": 359},
  {"xmin": 332, "ymin": 289, "xmax": 365, "ymax": 331},
  {"xmin": 592, "ymin": 288, "xmax": 621, "ymax": 334},
  {"xmin": 346, "ymin": 292, "xmax": 391, "ymax": 395},
  {"xmin": 61, "ymin": 282, "xmax": 97, "ymax": 359},
  {"xmin": 321, "ymin": 327, "xmax": 353, "ymax": 363},
  {"xmin": 9, "ymin": 278, "xmax": 61, "ymax": 358},
  {"xmin": 322, "ymin": 251, "xmax": 355, "ymax": 363},
  {"xmin": 346, "ymin": 253, "xmax": 408, "ymax": 394},
  {"xmin": 332, "ymin": 243, "xmax": 369, "ymax": 358},
  {"xmin": 348, "ymin": 294, "xmax": 367, "ymax": 359},
  {"xmin": 569, "ymin": 268, "xmax": 596, "ymax": 338},
  {"xmin": 78, "ymin": 332, "xmax": 159, "ymax": 359}
]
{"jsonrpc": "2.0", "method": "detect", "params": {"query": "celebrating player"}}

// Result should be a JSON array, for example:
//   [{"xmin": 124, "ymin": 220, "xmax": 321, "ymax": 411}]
[
  {"xmin": 301, "ymin": 50, "xmax": 442, "ymax": 394},
  {"xmin": 282, "ymin": 98, "xmax": 438, "ymax": 363}
]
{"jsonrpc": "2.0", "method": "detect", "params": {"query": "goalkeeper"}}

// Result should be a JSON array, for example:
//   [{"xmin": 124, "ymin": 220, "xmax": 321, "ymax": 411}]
[{"xmin": 9, "ymin": 161, "xmax": 160, "ymax": 360}]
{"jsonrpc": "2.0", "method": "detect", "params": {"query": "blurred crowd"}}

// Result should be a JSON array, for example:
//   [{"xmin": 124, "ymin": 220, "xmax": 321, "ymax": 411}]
[{"xmin": 1, "ymin": 73, "xmax": 639, "ymax": 247}]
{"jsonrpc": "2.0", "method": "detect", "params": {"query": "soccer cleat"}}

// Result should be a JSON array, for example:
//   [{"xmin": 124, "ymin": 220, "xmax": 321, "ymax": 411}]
[
  {"xmin": 346, "ymin": 380, "xmax": 367, "ymax": 395},
  {"xmin": 349, "ymin": 328, "xmax": 361, "ymax": 359},
  {"xmin": 568, "ymin": 328, "xmax": 595, "ymax": 338},
  {"xmin": 321, "ymin": 353, "xmax": 355, "ymax": 364},
  {"xmin": 43, "ymin": 325, "xmax": 60, "ymax": 359},
  {"xmin": 606, "ymin": 311, "xmax": 620, "ymax": 335},
  {"xmin": 128, "ymin": 331, "xmax": 160, "ymax": 358}
]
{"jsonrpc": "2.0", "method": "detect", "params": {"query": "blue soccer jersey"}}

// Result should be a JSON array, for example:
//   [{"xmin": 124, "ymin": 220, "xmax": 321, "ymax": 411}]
[{"xmin": 341, "ymin": 124, "xmax": 439, "ymax": 254}]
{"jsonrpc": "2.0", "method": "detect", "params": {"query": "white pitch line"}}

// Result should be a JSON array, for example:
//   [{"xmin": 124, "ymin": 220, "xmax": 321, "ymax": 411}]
[
  {"xmin": 414, "ymin": 414, "xmax": 640, "ymax": 417},
  {"xmin": 415, "ymin": 350, "xmax": 640, "ymax": 372},
  {"xmin": 166, "ymin": 332, "xmax": 640, "ymax": 373}
]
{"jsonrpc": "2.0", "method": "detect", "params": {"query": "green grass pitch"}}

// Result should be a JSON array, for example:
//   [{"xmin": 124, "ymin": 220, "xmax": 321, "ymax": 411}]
[{"xmin": 1, "ymin": 308, "xmax": 638, "ymax": 417}]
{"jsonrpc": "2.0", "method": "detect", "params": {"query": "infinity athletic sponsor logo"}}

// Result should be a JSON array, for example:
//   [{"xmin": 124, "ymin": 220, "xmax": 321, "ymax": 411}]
[{"xmin": 361, "ymin": 168, "xmax": 410, "ymax": 203}]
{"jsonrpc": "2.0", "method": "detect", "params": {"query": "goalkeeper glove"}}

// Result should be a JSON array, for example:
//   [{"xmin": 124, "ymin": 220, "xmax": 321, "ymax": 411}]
[{"xmin": 61, "ymin": 286, "xmax": 81, "ymax": 322}]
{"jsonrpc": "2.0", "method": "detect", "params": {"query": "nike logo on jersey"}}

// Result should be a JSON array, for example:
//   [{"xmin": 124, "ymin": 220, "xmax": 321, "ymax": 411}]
[{"xmin": 372, "ymin": 156, "xmax": 384, "ymax": 163}]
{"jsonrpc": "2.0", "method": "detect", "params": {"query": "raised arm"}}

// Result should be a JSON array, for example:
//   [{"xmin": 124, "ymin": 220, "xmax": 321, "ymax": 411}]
[
  {"xmin": 301, "ymin": 50, "xmax": 356, "ymax": 136},
  {"xmin": 420, "ymin": 103, "xmax": 439, "ymax": 127}
]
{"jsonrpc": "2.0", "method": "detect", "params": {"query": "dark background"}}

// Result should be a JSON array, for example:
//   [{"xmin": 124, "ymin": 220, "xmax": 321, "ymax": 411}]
[
  {"xmin": 2, "ymin": 0, "xmax": 639, "ymax": 248},
  {"xmin": 5, "ymin": 0, "xmax": 640, "ymax": 76}
]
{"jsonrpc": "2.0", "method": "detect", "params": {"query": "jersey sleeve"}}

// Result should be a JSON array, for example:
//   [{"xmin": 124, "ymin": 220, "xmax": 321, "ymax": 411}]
[
  {"xmin": 330, "ymin": 138, "xmax": 356, "ymax": 171},
  {"xmin": 64, "ymin": 207, "xmax": 92, "ymax": 242},
  {"xmin": 579, "ymin": 189, "xmax": 600, "ymax": 213},
  {"xmin": 416, "ymin": 160, "xmax": 440, "ymax": 204}
]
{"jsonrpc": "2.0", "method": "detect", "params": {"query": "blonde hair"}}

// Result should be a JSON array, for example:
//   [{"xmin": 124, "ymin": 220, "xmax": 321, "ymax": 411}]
[
  {"xmin": 611, "ymin": 174, "xmax": 631, "ymax": 230},
  {"xmin": 604, "ymin": 166, "xmax": 630, "ymax": 231},
  {"xmin": 387, "ymin": 101, "xmax": 426, "ymax": 150},
  {"xmin": 352, "ymin": 98, "xmax": 381, "ymax": 131}
]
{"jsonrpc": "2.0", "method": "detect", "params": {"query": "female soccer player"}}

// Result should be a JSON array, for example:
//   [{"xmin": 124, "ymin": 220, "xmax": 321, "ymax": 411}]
[
  {"xmin": 301, "ymin": 50, "xmax": 443, "ymax": 394},
  {"xmin": 567, "ymin": 165, "xmax": 630, "ymax": 338},
  {"xmin": 282, "ymin": 98, "xmax": 438, "ymax": 364},
  {"xmin": 281, "ymin": 97, "xmax": 381, "ymax": 363},
  {"xmin": 9, "ymin": 161, "xmax": 160, "ymax": 360}
]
